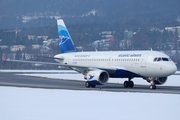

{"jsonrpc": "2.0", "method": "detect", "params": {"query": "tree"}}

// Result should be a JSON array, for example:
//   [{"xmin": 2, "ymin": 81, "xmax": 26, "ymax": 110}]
[
  {"xmin": 0, "ymin": 48, "xmax": 2, "ymax": 68},
  {"xmin": 15, "ymin": 49, "xmax": 22, "ymax": 60}
]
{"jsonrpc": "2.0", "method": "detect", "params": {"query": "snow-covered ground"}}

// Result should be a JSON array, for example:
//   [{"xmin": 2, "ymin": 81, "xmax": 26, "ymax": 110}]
[
  {"xmin": 0, "ymin": 70, "xmax": 180, "ymax": 120},
  {"xmin": 1, "ymin": 86, "xmax": 180, "ymax": 120}
]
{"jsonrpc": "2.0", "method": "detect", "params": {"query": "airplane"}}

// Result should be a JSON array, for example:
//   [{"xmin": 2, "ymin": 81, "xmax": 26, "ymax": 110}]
[{"xmin": 4, "ymin": 19, "xmax": 177, "ymax": 90}]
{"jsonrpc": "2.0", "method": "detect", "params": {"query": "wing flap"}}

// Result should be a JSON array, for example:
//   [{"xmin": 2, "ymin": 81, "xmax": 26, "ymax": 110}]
[
  {"xmin": 70, "ymin": 66, "xmax": 127, "ymax": 75},
  {"xmin": 5, "ymin": 59, "xmax": 61, "ymax": 66},
  {"xmin": 38, "ymin": 56, "xmax": 64, "ymax": 60}
]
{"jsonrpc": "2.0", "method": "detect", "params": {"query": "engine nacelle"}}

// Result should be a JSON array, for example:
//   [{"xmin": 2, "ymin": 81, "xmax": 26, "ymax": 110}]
[
  {"xmin": 84, "ymin": 70, "xmax": 109, "ymax": 85},
  {"xmin": 154, "ymin": 77, "xmax": 168, "ymax": 84},
  {"xmin": 146, "ymin": 77, "xmax": 168, "ymax": 85}
]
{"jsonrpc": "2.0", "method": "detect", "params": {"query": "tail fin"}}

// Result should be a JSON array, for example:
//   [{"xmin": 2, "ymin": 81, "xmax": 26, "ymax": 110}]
[{"xmin": 57, "ymin": 19, "xmax": 77, "ymax": 54}]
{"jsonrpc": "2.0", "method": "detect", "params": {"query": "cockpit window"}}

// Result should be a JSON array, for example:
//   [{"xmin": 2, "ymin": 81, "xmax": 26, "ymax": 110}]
[
  {"xmin": 162, "ymin": 58, "xmax": 169, "ymax": 61},
  {"xmin": 157, "ymin": 58, "xmax": 162, "ymax": 61},
  {"xmin": 153, "ymin": 57, "xmax": 170, "ymax": 62},
  {"xmin": 153, "ymin": 58, "xmax": 157, "ymax": 61}
]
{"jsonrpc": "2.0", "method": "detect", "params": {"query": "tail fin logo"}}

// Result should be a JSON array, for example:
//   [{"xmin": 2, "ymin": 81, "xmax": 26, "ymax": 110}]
[
  {"xmin": 59, "ymin": 35, "xmax": 71, "ymax": 45},
  {"xmin": 57, "ymin": 19, "xmax": 77, "ymax": 53},
  {"xmin": 59, "ymin": 36, "xmax": 64, "ymax": 39}
]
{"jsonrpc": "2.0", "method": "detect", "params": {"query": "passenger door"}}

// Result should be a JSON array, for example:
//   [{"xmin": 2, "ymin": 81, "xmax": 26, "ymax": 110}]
[{"xmin": 141, "ymin": 54, "xmax": 149, "ymax": 68}]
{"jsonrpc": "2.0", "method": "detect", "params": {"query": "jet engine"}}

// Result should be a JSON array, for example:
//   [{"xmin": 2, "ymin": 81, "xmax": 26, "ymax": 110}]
[
  {"xmin": 84, "ymin": 70, "xmax": 109, "ymax": 85},
  {"xmin": 146, "ymin": 77, "xmax": 168, "ymax": 85}
]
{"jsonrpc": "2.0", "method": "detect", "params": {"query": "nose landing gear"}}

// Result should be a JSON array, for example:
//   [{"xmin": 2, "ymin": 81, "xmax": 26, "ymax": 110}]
[{"xmin": 149, "ymin": 77, "xmax": 156, "ymax": 90}]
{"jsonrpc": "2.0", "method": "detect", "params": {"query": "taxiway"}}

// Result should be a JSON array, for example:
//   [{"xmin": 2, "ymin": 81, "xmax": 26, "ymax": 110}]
[{"xmin": 0, "ymin": 72, "xmax": 180, "ymax": 94}]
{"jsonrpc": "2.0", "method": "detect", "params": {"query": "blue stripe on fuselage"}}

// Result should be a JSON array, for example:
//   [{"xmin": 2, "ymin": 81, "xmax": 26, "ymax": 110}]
[{"xmin": 109, "ymin": 69, "xmax": 143, "ymax": 78}]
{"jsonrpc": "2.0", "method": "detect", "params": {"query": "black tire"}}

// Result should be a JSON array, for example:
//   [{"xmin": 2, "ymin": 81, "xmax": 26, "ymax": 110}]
[
  {"xmin": 153, "ymin": 85, "xmax": 156, "ymax": 89},
  {"xmin": 85, "ymin": 81, "xmax": 90, "ymax": 88},
  {"xmin": 149, "ymin": 85, "xmax": 156, "ymax": 90},
  {"xmin": 124, "ymin": 81, "xmax": 129, "ymax": 88},
  {"xmin": 149, "ymin": 85, "xmax": 153, "ymax": 89},
  {"xmin": 129, "ymin": 81, "xmax": 134, "ymax": 88}
]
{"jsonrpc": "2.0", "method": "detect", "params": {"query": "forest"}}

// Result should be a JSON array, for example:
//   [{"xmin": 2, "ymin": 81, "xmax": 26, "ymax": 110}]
[
  {"xmin": 0, "ymin": 0, "xmax": 179, "ymax": 69},
  {"xmin": 0, "ymin": 22, "xmax": 180, "ymax": 69}
]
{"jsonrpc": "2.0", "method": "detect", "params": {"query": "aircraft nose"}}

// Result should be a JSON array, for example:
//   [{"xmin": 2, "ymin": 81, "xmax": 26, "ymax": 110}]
[{"xmin": 168, "ymin": 63, "xmax": 177, "ymax": 75}]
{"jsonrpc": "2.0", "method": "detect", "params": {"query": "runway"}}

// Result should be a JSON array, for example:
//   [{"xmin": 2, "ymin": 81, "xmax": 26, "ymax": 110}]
[{"xmin": 0, "ymin": 72, "xmax": 180, "ymax": 94}]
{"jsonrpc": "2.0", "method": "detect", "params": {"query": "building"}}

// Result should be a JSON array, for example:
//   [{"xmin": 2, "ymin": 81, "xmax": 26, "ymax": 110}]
[
  {"xmin": 10, "ymin": 45, "xmax": 25, "ymax": 52},
  {"xmin": 102, "ymin": 35, "xmax": 114, "ymax": 41},
  {"xmin": 0, "ymin": 45, "xmax": 9, "ymax": 49},
  {"xmin": 27, "ymin": 35, "xmax": 36, "ymax": 40},
  {"xmin": 92, "ymin": 39, "xmax": 111, "ymax": 50},
  {"xmin": 124, "ymin": 30, "xmax": 133, "ymax": 39},
  {"xmin": 165, "ymin": 26, "xmax": 180, "ymax": 35}
]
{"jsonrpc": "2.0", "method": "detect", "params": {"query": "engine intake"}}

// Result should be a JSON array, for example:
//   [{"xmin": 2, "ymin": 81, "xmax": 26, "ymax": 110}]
[
  {"xmin": 154, "ymin": 77, "xmax": 167, "ymax": 84},
  {"xmin": 84, "ymin": 70, "xmax": 109, "ymax": 85},
  {"xmin": 146, "ymin": 77, "xmax": 168, "ymax": 85}
]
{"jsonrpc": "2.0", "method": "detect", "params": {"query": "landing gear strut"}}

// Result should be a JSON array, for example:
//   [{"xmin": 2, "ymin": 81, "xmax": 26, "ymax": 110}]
[
  {"xmin": 149, "ymin": 77, "xmax": 156, "ymax": 90},
  {"xmin": 85, "ymin": 81, "xmax": 96, "ymax": 88},
  {"xmin": 123, "ymin": 78, "xmax": 134, "ymax": 88}
]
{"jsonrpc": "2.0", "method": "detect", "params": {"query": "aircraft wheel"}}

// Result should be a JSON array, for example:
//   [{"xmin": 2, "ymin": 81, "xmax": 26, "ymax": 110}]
[
  {"xmin": 85, "ymin": 81, "xmax": 91, "ymax": 88},
  {"xmin": 149, "ymin": 85, "xmax": 156, "ymax": 90},
  {"xmin": 129, "ymin": 81, "xmax": 134, "ymax": 88},
  {"xmin": 124, "ymin": 81, "xmax": 129, "ymax": 88}
]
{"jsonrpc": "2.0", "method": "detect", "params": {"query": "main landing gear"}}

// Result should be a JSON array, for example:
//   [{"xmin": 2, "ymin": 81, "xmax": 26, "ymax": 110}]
[
  {"xmin": 123, "ymin": 77, "xmax": 157, "ymax": 90},
  {"xmin": 123, "ymin": 78, "xmax": 134, "ymax": 88},
  {"xmin": 85, "ymin": 81, "xmax": 96, "ymax": 88}
]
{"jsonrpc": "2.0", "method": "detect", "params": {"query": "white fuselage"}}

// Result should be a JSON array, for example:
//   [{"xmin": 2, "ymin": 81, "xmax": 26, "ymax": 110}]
[{"xmin": 54, "ymin": 50, "xmax": 177, "ymax": 78}]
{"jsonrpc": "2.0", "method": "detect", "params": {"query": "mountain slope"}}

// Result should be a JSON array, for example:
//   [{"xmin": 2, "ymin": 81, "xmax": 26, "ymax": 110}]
[{"xmin": 0, "ymin": 0, "xmax": 179, "ymax": 28}]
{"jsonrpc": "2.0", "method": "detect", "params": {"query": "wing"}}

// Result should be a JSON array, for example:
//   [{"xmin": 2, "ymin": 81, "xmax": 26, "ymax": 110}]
[
  {"xmin": 3, "ymin": 56, "xmax": 64, "ymax": 66},
  {"xmin": 4, "ymin": 58, "xmax": 126, "ymax": 75},
  {"xmin": 5, "ymin": 59, "xmax": 61, "ymax": 66},
  {"xmin": 70, "ymin": 66, "xmax": 126, "ymax": 75}
]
